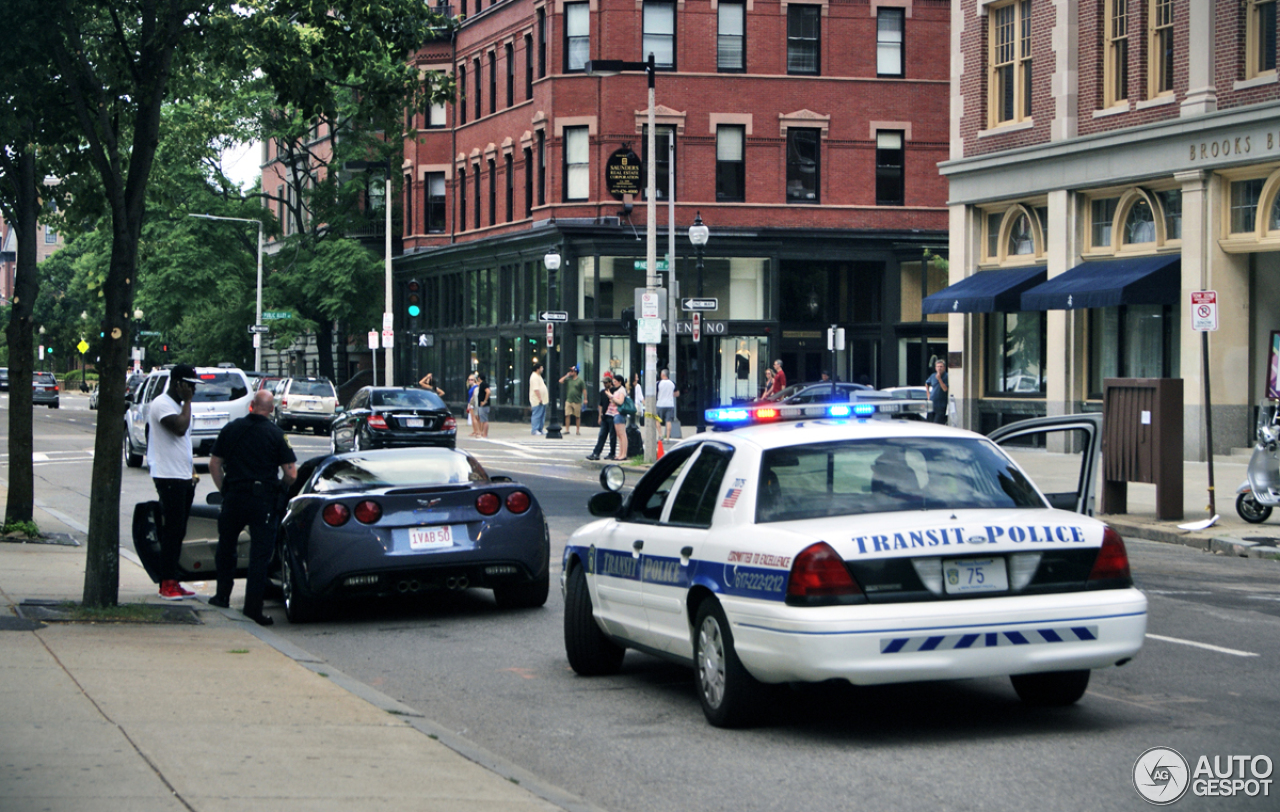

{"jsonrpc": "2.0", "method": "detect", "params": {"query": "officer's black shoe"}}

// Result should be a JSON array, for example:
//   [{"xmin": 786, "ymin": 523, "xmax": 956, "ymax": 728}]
[
  {"xmin": 586, "ymin": 454, "xmax": 600, "ymax": 460},
  {"xmin": 207, "ymin": 596, "xmax": 230, "ymax": 609},
  {"xmin": 245, "ymin": 612, "xmax": 274, "ymax": 627}
]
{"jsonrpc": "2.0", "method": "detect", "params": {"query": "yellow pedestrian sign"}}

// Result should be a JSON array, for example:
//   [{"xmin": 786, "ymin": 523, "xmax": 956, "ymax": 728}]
[{"xmin": 77, "ymin": 340, "xmax": 89, "ymax": 354}]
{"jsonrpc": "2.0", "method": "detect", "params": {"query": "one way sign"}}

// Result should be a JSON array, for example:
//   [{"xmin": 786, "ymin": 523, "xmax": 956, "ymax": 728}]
[{"xmin": 681, "ymin": 298, "xmax": 718, "ymax": 311}]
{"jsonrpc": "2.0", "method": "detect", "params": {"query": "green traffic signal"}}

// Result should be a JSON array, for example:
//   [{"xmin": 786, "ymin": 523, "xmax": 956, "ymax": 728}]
[{"xmin": 408, "ymin": 304, "xmax": 421, "ymax": 317}]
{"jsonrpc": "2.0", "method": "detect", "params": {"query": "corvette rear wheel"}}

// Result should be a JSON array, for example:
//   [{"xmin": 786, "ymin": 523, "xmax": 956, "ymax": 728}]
[
  {"xmin": 694, "ymin": 599, "xmax": 767, "ymax": 728},
  {"xmin": 281, "ymin": 546, "xmax": 321, "ymax": 623},
  {"xmin": 564, "ymin": 564, "xmax": 625, "ymax": 675},
  {"xmin": 494, "ymin": 567, "xmax": 550, "ymax": 609},
  {"xmin": 1010, "ymin": 669, "xmax": 1090, "ymax": 707}
]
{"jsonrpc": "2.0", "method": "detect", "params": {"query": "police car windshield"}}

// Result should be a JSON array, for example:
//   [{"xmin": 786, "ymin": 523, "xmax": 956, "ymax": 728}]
[
  {"xmin": 191, "ymin": 373, "xmax": 248, "ymax": 403},
  {"xmin": 313, "ymin": 452, "xmax": 486, "ymax": 492},
  {"xmin": 756, "ymin": 437, "xmax": 1044, "ymax": 523},
  {"xmin": 372, "ymin": 390, "xmax": 445, "ymax": 410}
]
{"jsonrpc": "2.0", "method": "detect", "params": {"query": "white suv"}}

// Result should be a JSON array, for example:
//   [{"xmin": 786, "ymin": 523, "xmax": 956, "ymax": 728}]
[
  {"xmin": 124, "ymin": 366, "xmax": 253, "ymax": 467},
  {"xmin": 272, "ymin": 376, "xmax": 338, "ymax": 434}
]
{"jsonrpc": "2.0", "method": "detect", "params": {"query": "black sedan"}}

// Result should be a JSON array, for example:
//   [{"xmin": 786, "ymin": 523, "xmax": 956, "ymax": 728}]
[
  {"xmin": 330, "ymin": 387, "xmax": 456, "ymax": 452},
  {"xmin": 763, "ymin": 381, "xmax": 873, "ymax": 404},
  {"xmin": 277, "ymin": 448, "xmax": 550, "ymax": 622}
]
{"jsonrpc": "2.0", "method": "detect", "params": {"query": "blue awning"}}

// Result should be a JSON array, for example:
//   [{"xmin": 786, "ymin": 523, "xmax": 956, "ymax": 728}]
[
  {"xmin": 1019, "ymin": 254, "xmax": 1181, "ymax": 311},
  {"xmin": 921, "ymin": 266, "xmax": 1047, "ymax": 314}
]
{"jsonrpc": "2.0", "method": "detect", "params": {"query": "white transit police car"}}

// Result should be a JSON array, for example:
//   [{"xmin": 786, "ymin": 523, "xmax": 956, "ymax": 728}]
[{"xmin": 561, "ymin": 398, "xmax": 1146, "ymax": 727}]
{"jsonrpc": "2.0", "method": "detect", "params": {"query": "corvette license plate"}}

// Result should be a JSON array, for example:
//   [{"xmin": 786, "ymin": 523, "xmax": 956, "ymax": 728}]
[
  {"xmin": 409, "ymin": 525, "xmax": 454, "ymax": 550},
  {"xmin": 942, "ymin": 557, "xmax": 1008, "ymax": 594},
  {"xmin": 405, "ymin": 418, "xmax": 424, "ymax": 428}
]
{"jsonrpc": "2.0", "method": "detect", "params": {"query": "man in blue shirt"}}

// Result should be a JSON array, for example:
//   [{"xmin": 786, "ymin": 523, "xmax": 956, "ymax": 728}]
[{"xmin": 926, "ymin": 358, "xmax": 949, "ymax": 425}]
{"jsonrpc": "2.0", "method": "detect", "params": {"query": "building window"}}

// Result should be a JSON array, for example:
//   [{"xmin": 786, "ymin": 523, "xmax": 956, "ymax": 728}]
[
  {"xmin": 989, "ymin": 0, "xmax": 1032, "ymax": 125},
  {"xmin": 786, "ymin": 128, "xmax": 820, "ymax": 203},
  {"xmin": 641, "ymin": 125, "xmax": 674, "ymax": 200},
  {"xmin": 458, "ymin": 65, "xmax": 467, "ymax": 125},
  {"xmin": 1123, "ymin": 198, "xmax": 1156, "ymax": 244},
  {"xmin": 473, "ymin": 57, "xmax": 483, "ymax": 119},
  {"xmin": 506, "ymin": 43, "xmax": 515, "ymax": 107},
  {"xmin": 44, "ymin": 225, "xmax": 58, "ymax": 244},
  {"xmin": 1088, "ymin": 305, "xmax": 1177, "ymax": 397},
  {"xmin": 505, "ymin": 153, "xmax": 514, "ymax": 222},
  {"xmin": 488, "ymin": 158, "xmax": 497, "ymax": 225},
  {"xmin": 459, "ymin": 168, "xmax": 467, "ymax": 230},
  {"xmin": 1105, "ymin": 0, "xmax": 1129, "ymax": 106},
  {"xmin": 426, "ymin": 80, "xmax": 447, "ymax": 127},
  {"xmin": 1156, "ymin": 189, "xmax": 1181, "ymax": 240},
  {"xmin": 489, "ymin": 51, "xmax": 497, "ymax": 115},
  {"xmin": 1230, "ymin": 178, "xmax": 1265, "ymax": 234},
  {"xmin": 877, "ymin": 8, "xmax": 904, "ymax": 77},
  {"xmin": 875, "ymin": 131, "xmax": 904, "ymax": 206},
  {"xmin": 538, "ymin": 9, "xmax": 548, "ymax": 78},
  {"xmin": 986, "ymin": 312, "xmax": 1046, "ymax": 395},
  {"xmin": 787, "ymin": 5, "xmax": 820, "ymax": 75},
  {"xmin": 1007, "ymin": 212, "xmax": 1035, "ymax": 255},
  {"xmin": 426, "ymin": 173, "xmax": 446, "ymax": 233},
  {"xmin": 524, "ymin": 34, "xmax": 534, "ymax": 100},
  {"xmin": 715, "ymin": 125, "xmax": 745, "ymax": 202},
  {"xmin": 718, "ymin": 1, "xmax": 745, "ymax": 72},
  {"xmin": 1248, "ymin": 0, "xmax": 1278, "ymax": 78},
  {"xmin": 404, "ymin": 174, "xmax": 413, "ymax": 236},
  {"xmin": 524, "ymin": 146, "xmax": 534, "ymax": 216},
  {"xmin": 644, "ymin": 1, "xmax": 676, "ymax": 69},
  {"xmin": 565, "ymin": 3, "xmax": 589, "ymax": 72},
  {"xmin": 537, "ymin": 130, "xmax": 547, "ymax": 205},
  {"xmin": 474, "ymin": 164, "xmax": 482, "ymax": 228},
  {"xmin": 1091, "ymin": 197, "xmax": 1119, "ymax": 247},
  {"xmin": 564, "ymin": 126, "xmax": 589, "ymax": 201},
  {"xmin": 1148, "ymin": 0, "xmax": 1174, "ymax": 96}
]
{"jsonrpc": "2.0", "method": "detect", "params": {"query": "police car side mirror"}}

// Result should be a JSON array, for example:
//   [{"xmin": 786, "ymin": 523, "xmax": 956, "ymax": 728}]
[
  {"xmin": 205, "ymin": 492, "xmax": 223, "ymax": 506},
  {"xmin": 600, "ymin": 464, "xmax": 626, "ymax": 492},
  {"xmin": 588, "ymin": 490, "xmax": 624, "ymax": 517}
]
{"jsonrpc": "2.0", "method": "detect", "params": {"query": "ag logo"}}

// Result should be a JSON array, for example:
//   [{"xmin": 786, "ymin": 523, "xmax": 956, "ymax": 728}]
[{"xmin": 1133, "ymin": 746, "xmax": 1190, "ymax": 805}]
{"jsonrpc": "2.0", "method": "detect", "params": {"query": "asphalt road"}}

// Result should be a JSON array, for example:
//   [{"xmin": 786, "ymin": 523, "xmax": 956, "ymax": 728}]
[{"xmin": 6, "ymin": 396, "xmax": 1280, "ymax": 811}]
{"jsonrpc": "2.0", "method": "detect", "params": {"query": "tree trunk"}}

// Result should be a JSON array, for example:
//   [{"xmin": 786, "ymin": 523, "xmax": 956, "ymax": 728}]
[
  {"xmin": 316, "ymin": 318, "xmax": 335, "ymax": 381},
  {"xmin": 3, "ymin": 149, "xmax": 41, "ymax": 527}
]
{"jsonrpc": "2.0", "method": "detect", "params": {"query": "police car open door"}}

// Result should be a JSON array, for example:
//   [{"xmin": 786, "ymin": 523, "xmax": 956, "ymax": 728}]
[{"xmin": 989, "ymin": 414, "xmax": 1102, "ymax": 516}]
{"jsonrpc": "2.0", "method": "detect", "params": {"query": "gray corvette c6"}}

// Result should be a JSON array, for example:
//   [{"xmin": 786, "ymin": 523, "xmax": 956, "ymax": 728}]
[{"xmin": 278, "ymin": 447, "xmax": 550, "ymax": 622}]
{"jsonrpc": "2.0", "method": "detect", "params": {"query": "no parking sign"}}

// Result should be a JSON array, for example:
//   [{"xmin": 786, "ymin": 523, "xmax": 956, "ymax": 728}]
[{"xmin": 1191, "ymin": 290, "xmax": 1218, "ymax": 332}]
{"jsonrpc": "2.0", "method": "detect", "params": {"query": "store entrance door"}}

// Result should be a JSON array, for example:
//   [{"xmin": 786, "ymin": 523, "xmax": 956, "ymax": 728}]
[{"xmin": 780, "ymin": 350, "xmax": 824, "ymax": 386}]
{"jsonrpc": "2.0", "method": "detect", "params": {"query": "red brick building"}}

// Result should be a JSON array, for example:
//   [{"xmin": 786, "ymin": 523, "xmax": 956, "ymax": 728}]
[
  {"xmin": 938, "ymin": 0, "xmax": 1280, "ymax": 459},
  {"xmin": 394, "ymin": 0, "xmax": 952, "ymax": 422}
]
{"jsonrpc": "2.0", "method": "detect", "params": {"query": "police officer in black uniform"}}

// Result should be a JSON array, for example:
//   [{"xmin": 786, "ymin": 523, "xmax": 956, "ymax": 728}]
[{"xmin": 208, "ymin": 389, "xmax": 298, "ymax": 625}]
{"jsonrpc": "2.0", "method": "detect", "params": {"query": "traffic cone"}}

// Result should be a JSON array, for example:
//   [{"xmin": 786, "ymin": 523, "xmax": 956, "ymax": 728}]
[{"xmin": 656, "ymin": 438, "xmax": 665, "ymax": 459}]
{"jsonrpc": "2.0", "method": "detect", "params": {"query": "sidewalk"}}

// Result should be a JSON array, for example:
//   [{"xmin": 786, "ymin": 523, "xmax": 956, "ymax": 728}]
[{"xmin": 0, "ymin": 508, "xmax": 593, "ymax": 811}]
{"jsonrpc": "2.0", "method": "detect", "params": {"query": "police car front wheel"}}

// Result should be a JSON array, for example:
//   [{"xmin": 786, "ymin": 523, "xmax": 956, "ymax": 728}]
[
  {"xmin": 563, "ymin": 564, "xmax": 625, "ymax": 676},
  {"xmin": 694, "ymin": 599, "xmax": 769, "ymax": 728},
  {"xmin": 1009, "ymin": 669, "xmax": 1090, "ymax": 707}
]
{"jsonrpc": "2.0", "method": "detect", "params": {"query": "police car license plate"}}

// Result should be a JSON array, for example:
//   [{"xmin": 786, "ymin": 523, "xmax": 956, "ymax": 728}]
[
  {"xmin": 405, "ymin": 418, "xmax": 424, "ymax": 427},
  {"xmin": 942, "ymin": 557, "xmax": 1008, "ymax": 594},
  {"xmin": 409, "ymin": 525, "xmax": 454, "ymax": 550}
]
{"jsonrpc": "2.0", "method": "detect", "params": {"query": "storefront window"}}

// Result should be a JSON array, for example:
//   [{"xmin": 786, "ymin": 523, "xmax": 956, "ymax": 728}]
[
  {"xmin": 1231, "ymin": 178, "xmax": 1264, "ymax": 233},
  {"xmin": 1158, "ymin": 190, "xmax": 1182, "ymax": 240},
  {"xmin": 596, "ymin": 256, "xmax": 767, "ymax": 322},
  {"xmin": 575, "ymin": 334, "xmax": 595, "ymax": 398},
  {"xmin": 1088, "ymin": 304, "xmax": 1178, "ymax": 397},
  {"xmin": 1124, "ymin": 198, "xmax": 1156, "ymax": 245},
  {"xmin": 1091, "ymin": 197, "xmax": 1118, "ymax": 247},
  {"xmin": 986, "ymin": 311, "xmax": 1045, "ymax": 395},
  {"xmin": 1272, "ymin": 193, "xmax": 1280, "ymax": 231},
  {"xmin": 1007, "ymin": 213, "xmax": 1034, "ymax": 255},
  {"xmin": 579, "ymin": 256, "xmax": 596, "ymax": 318},
  {"xmin": 987, "ymin": 212, "xmax": 1002, "ymax": 259},
  {"xmin": 500, "ymin": 336, "xmax": 523, "ymax": 406},
  {"xmin": 471, "ymin": 338, "xmax": 497, "ymax": 400},
  {"xmin": 723, "ymin": 337, "xmax": 770, "ymax": 403},
  {"xmin": 600, "ymin": 336, "xmax": 632, "ymax": 385}
]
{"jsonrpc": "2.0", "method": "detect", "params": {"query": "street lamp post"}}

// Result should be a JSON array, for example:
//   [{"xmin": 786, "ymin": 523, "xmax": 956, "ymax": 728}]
[
  {"xmin": 544, "ymin": 248, "xmax": 563, "ymax": 440},
  {"xmin": 189, "ymin": 214, "xmax": 264, "ymax": 371},
  {"xmin": 688, "ymin": 213, "xmax": 709, "ymax": 432},
  {"xmin": 586, "ymin": 52, "xmax": 659, "ymax": 462}
]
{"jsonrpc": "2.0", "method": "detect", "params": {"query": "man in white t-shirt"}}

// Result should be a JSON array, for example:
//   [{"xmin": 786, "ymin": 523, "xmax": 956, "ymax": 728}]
[
  {"xmin": 529, "ymin": 363, "xmax": 549, "ymax": 435},
  {"xmin": 147, "ymin": 364, "xmax": 201, "ymax": 601},
  {"xmin": 656, "ymin": 369, "xmax": 679, "ymax": 441}
]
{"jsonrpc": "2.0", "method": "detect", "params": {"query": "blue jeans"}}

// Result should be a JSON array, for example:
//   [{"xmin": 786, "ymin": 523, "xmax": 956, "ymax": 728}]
[{"xmin": 531, "ymin": 403, "xmax": 546, "ymax": 433}]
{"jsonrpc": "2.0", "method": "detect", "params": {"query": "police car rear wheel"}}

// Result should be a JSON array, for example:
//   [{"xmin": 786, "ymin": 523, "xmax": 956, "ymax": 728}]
[
  {"xmin": 694, "ymin": 599, "xmax": 766, "ymax": 728},
  {"xmin": 1010, "ymin": 669, "xmax": 1090, "ymax": 707},
  {"xmin": 564, "ymin": 564, "xmax": 625, "ymax": 675}
]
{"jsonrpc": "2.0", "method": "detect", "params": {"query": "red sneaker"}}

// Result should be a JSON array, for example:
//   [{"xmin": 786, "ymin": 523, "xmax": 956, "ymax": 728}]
[
  {"xmin": 174, "ymin": 583, "xmax": 196, "ymax": 598},
  {"xmin": 158, "ymin": 580, "xmax": 184, "ymax": 601}
]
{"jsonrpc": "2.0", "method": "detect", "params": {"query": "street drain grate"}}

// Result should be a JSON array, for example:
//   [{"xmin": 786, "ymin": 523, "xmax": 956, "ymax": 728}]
[
  {"xmin": 16, "ymin": 600, "xmax": 202, "ymax": 624},
  {"xmin": 1, "ymin": 533, "xmax": 80, "ymax": 547},
  {"xmin": 1241, "ymin": 537, "xmax": 1280, "ymax": 547},
  {"xmin": 0, "ymin": 615, "xmax": 46, "ymax": 631}
]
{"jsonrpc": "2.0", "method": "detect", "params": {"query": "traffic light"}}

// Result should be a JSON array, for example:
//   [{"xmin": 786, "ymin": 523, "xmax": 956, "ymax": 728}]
[
  {"xmin": 620, "ymin": 306, "xmax": 635, "ymax": 331},
  {"xmin": 406, "ymin": 279, "xmax": 421, "ymax": 319}
]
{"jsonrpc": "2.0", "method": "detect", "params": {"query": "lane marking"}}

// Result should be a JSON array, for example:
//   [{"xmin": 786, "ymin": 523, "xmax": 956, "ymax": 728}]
[{"xmin": 1145, "ymin": 633, "xmax": 1258, "ymax": 657}]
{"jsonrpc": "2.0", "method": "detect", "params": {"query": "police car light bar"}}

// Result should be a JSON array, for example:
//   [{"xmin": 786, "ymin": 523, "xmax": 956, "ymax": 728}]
[{"xmin": 705, "ymin": 397, "xmax": 927, "ymax": 426}]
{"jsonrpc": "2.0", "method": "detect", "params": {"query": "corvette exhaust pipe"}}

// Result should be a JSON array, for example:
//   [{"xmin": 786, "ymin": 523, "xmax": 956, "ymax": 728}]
[{"xmin": 445, "ymin": 576, "xmax": 469, "ymax": 590}]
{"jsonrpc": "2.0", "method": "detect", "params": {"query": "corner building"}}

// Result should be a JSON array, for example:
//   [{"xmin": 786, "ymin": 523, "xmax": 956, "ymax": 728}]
[
  {"xmin": 940, "ymin": 0, "xmax": 1280, "ymax": 459},
  {"xmin": 397, "ymin": 0, "xmax": 951, "ymax": 424}
]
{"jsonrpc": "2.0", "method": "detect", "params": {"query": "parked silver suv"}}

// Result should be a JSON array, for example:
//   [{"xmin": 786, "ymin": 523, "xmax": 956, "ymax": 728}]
[
  {"xmin": 272, "ymin": 376, "xmax": 338, "ymax": 434},
  {"xmin": 123, "ymin": 366, "xmax": 252, "ymax": 467}
]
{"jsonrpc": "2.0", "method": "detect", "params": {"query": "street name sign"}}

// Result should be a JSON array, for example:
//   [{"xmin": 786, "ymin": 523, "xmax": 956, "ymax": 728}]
[
  {"xmin": 262, "ymin": 311, "xmax": 292, "ymax": 320},
  {"xmin": 539, "ymin": 311, "xmax": 569, "ymax": 322},
  {"xmin": 633, "ymin": 259, "xmax": 670, "ymax": 272},
  {"xmin": 1191, "ymin": 290, "xmax": 1218, "ymax": 332},
  {"xmin": 682, "ymin": 298, "xmax": 718, "ymax": 311}
]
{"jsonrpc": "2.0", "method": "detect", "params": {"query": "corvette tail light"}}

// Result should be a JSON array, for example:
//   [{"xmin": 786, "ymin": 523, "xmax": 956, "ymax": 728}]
[
  {"xmin": 475, "ymin": 493, "xmax": 501, "ymax": 515},
  {"xmin": 505, "ymin": 491, "xmax": 531, "ymax": 514},
  {"xmin": 322, "ymin": 503, "xmax": 351, "ymax": 527},
  {"xmin": 353, "ymin": 500, "xmax": 382, "ymax": 524},
  {"xmin": 368, "ymin": 415, "xmax": 389, "ymax": 430},
  {"xmin": 1087, "ymin": 526, "xmax": 1133, "ymax": 589},
  {"xmin": 443, "ymin": 416, "xmax": 457, "ymax": 431},
  {"xmin": 786, "ymin": 542, "xmax": 865, "ymax": 606}
]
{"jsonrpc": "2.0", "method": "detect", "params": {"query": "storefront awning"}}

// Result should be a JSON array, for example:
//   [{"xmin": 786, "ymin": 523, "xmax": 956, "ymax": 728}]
[
  {"xmin": 1019, "ymin": 254, "xmax": 1180, "ymax": 311},
  {"xmin": 921, "ymin": 266, "xmax": 1047, "ymax": 314}
]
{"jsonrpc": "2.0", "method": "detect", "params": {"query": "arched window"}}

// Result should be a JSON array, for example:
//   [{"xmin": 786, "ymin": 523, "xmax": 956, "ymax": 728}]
[
  {"xmin": 1124, "ymin": 197, "xmax": 1156, "ymax": 244},
  {"xmin": 1007, "ymin": 212, "xmax": 1035, "ymax": 255}
]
